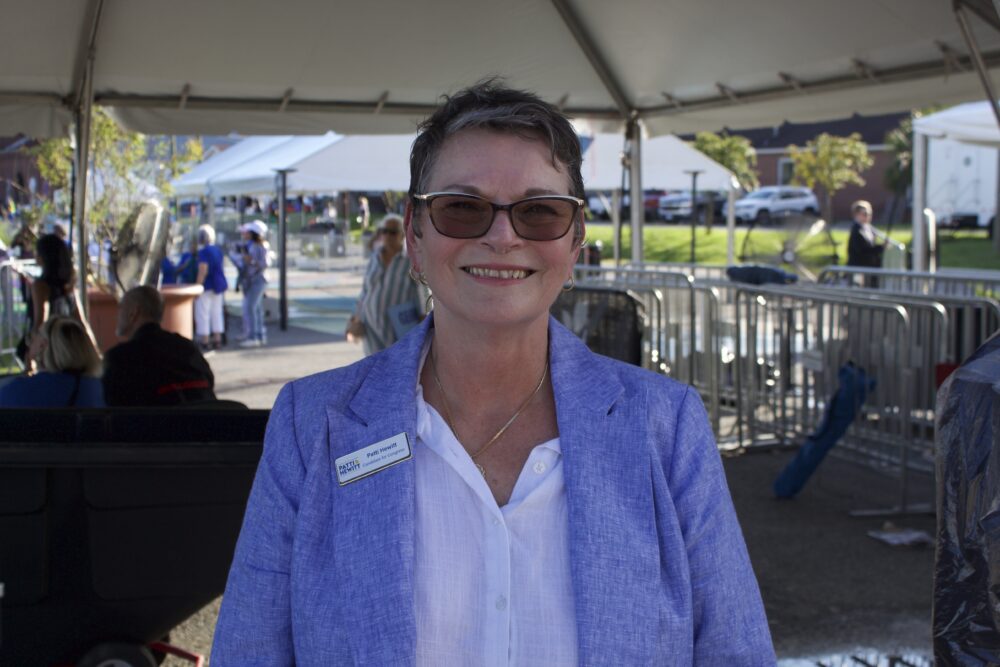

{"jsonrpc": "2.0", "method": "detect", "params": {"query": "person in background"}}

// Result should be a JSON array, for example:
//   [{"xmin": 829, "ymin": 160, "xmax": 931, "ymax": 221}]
[
  {"xmin": 238, "ymin": 220, "xmax": 270, "ymax": 348},
  {"xmin": 195, "ymin": 224, "xmax": 228, "ymax": 352},
  {"xmin": 102, "ymin": 285, "xmax": 215, "ymax": 406},
  {"xmin": 347, "ymin": 214, "xmax": 420, "ymax": 355},
  {"xmin": 175, "ymin": 234, "xmax": 200, "ymax": 285},
  {"xmin": 846, "ymin": 200, "xmax": 885, "ymax": 268},
  {"xmin": 213, "ymin": 80, "xmax": 773, "ymax": 665},
  {"xmin": 26, "ymin": 234, "xmax": 97, "ymax": 369},
  {"xmin": 0, "ymin": 316, "xmax": 103, "ymax": 408}
]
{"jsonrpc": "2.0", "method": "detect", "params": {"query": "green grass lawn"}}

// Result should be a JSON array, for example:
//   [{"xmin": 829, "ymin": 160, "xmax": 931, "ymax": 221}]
[{"xmin": 584, "ymin": 223, "xmax": 998, "ymax": 272}]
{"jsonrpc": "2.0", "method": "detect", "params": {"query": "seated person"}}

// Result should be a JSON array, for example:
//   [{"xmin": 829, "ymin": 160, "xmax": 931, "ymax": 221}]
[
  {"xmin": 0, "ymin": 316, "xmax": 104, "ymax": 407},
  {"xmin": 102, "ymin": 285, "xmax": 217, "ymax": 406}
]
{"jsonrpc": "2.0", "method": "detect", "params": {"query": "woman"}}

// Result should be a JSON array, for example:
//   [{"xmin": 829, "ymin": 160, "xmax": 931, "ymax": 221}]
[
  {"xmin": 25, "ymin": 234, "xmax": 96, "ymax": 368},
  {"xmin": 348, "ymin": 214, "xmax": 421, "ymax": 355},
  {"xmin": 0, "ymin": 316, "xmax": 103, "ymax": 407},
  {"xmin": 213, "ymin": 82, "xmax": 773, "ymax": 665},
  {"xmin": 238, "ymin": 220, "xmax": 270, "ymax": 348},
  {"xmin": 194, "ymin": 224, "xmax": 228, "ymax": 351}
]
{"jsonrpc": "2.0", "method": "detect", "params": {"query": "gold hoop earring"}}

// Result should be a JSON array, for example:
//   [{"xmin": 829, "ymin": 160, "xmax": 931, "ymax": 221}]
[
  {"xmin": 562, "ymin": 276, "xmax": 575, "ymax": 292},
  {"xmin": 424, "ymin": 292, "xmax": 434, "ymax": 312}
]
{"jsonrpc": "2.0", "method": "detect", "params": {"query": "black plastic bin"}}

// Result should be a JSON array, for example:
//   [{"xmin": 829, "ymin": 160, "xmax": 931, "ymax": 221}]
[{"xmin": 0, "ymin": 407, "xmax": 268, "ymax": 666}]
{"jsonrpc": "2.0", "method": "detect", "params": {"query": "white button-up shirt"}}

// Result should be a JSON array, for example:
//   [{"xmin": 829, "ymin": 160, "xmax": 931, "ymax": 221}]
[{"xmin": 413, "ymin": 384, "xmax": 578, "ymax": 666}]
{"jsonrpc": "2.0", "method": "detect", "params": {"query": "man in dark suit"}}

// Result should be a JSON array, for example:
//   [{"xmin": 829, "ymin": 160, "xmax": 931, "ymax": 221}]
[{"xmin": 102, "ymin": 285, "xmax": 216, "ymax": 406}]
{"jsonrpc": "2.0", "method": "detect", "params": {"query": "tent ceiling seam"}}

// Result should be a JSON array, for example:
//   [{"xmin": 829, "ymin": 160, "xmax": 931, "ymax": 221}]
[{"xmin": 549, "ymin": 0, "xmax": 631, "ymax": 119}]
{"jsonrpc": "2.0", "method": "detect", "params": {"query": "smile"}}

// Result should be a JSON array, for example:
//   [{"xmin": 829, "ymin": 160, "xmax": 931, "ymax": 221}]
[{"xmin": 463, "ymin": 266, "xmax": 533, "ymax": 280}]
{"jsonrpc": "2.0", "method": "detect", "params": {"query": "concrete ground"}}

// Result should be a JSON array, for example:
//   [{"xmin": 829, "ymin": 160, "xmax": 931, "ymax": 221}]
[{"xmin": 166, "ymin": 256, "xmax": 936, "ymax": 665}]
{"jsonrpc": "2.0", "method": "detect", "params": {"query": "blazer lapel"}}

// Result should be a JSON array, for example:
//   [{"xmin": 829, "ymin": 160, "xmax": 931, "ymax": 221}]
[
  {"xmin": 550, "ymin": 318, "xmax": 660, "ymax": 665},
  {"xmin": 324, "ymin": 319, "xmax": 431, "ymax": 665}
]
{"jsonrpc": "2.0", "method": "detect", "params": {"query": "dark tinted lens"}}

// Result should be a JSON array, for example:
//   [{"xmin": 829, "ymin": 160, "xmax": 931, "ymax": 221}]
[
  {"xmin": 512, "ymin": 198, "xmax": 577, "ymax": 240},
  {"xmin": 429, "ymin": 195, "xmax": 493, "ymax": 238}
]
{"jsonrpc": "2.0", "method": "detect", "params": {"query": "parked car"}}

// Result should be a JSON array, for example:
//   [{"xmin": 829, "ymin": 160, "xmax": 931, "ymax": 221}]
[
  {"xmin": 727, "ymin": 186, "xmax": 819, "ymax": 224},
  {"xmin": 657, "ymin": 190, "xmax": 726, "ymax": 222},
  {"xmin": 588, "ymin": 189, "xmax": 665, "ymax": 221}
]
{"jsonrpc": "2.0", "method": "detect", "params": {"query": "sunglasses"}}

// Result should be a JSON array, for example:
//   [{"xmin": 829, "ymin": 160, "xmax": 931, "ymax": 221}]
[
  {"xmin": 413, "ymin": 192, "xmax": 583, "ymax": 241},
  {"xmin": 378, "ymin": 228, "xmax": 401, "ymax": 235}
]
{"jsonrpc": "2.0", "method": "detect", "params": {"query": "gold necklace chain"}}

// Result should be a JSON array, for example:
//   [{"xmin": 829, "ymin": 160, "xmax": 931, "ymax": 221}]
[{"xmin": 430, "ymin": 347, "xmax": 549, "ymax": 477}]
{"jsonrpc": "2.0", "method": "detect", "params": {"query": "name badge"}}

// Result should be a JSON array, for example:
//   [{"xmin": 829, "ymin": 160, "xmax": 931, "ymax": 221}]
[{"xmin": 335, "ymin": 433, "xmax": 412, "ymax": 485}]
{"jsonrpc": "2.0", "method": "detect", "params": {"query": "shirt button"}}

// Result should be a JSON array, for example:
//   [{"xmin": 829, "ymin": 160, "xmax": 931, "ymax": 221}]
[
  {"xmin": 533, "ymin": 461, "xmax": 547, "ymax": 474},
  {"xmin": 492, "ymin": 517, "xmax": 501, "ymax": 526},
  {"xmin": 495, "ymin": 595, "xmax": 508, "ymax": 611}
]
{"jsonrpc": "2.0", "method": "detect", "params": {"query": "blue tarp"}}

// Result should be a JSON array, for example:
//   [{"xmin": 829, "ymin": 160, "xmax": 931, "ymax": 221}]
[{"xmin": 773, "ymin": 363, "xmax": 874, "ymax": 498}]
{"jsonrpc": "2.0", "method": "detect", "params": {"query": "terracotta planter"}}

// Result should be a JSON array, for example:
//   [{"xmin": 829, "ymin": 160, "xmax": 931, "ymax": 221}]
[{"xmin": 87, "ymin": 284, "xmax": 204, "ymax": 353}]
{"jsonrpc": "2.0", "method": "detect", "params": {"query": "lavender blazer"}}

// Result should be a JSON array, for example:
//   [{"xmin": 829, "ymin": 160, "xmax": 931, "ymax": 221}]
[{"xmin": 212, "ymin": 316, "xmax": 775, "ymax": 665}]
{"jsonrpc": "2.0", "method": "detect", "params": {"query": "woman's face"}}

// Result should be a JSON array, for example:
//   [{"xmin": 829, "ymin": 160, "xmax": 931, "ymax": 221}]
[
  {"xmin": 406, "ymin": 128, "xmax": 583, "ymax": 332},
  {"xmin": 379, "ymin": 219, "xmax": 403, "ymax": 253}
]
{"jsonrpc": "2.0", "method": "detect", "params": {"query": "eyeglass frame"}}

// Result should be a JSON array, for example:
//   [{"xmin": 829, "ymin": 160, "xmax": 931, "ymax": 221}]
[{"xmin": 412, "ymin": 191, "xmax": 585, "ymax": 241}]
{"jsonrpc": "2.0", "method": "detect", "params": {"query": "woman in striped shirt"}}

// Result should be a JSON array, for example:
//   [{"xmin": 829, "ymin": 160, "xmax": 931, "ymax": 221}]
[{"xmin": 350, "ymin": 214, "xmax": 421, "ymax": 355}]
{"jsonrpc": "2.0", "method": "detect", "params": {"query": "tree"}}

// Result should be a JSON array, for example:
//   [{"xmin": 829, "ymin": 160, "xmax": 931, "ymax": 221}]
[
  {"xmin": 787, "ymin": 132, "xmax": 873, "ymax": 223},
  {"xmin": 25, "ymin": 108, "xmax": 202, "ymax": 246},
  {"xmin": 692, "ymin": 131, "xmax": 760, "ymax": 191},
  {"xmin": 691, "ymin": 131, "xmax": 760, "ymax": 232}
]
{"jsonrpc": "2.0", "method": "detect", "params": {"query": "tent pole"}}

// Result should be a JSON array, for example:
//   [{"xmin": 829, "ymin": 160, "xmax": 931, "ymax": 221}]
[
  {"xmin": 276, "ymin": 169, "xmax": 294, "ymax": 331},
  {"xmin": 727, "ymin": 179, "xmax": 737, "ymax": 265},
  {"xmin": 911, "ymin": 132, "xmax": 929, "ymax": 271},
  {"xmin": 954, "ymin": 4, "xmax": 1000, "ymax": 130},
  {"xmin": 73, "ymin": 61, "xmax": 94, "ymax": 314},
  {"xmin": 627, "ymin": 118, "xmax": 643, "ymax": 264}
]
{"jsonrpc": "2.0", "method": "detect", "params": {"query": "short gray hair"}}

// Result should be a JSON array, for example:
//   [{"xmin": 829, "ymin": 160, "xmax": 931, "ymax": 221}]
[
  {"xmin": 198, "ymin": 224, "xmax": 216, "ymax": 245},
  {"xmin": 409, "ymin": 79, "xmax": 585, "ymax": 202}
]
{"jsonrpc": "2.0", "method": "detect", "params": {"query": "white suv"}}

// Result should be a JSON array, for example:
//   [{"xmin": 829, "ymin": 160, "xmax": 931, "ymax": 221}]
[{"xmin": 727, "ymin": 186, "xmax": 819, "ymax": 224}]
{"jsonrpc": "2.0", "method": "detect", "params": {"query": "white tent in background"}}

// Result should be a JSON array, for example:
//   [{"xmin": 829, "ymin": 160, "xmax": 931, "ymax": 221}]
[
  {"xmin": 581, "ymin": 134, "xmax": 735, "ymax": 191},
  {"xmin": 914, "ymin": 101, "xmax": 1000, "ymax": 146},
  {"xmin": 204, "ymin": 134, "xmax": 414, "ymax": 196},
  {"xmin": 911, "ymin": 101, "xmax": 1000, "ymax": 270},
  {"xmin": 206, "ymin": 133, "xmax": 341, "ymax": 196},
  {"xmin": 581, "ymin": 134, "xmax": 740, "ymax": 262},
  {"xmin": 172, "ymin": 136, "xmax": 295, "ymax": 197}
]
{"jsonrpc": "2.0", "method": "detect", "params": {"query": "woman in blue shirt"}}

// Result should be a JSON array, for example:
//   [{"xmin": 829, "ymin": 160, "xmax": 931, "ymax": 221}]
[
  {"xmin": 0, "ymin": 316, "xmax": 104, "ymax": 408},
  {"xmin": 194, "ymin": 224, "xmax": 228, "ymax": 351}
]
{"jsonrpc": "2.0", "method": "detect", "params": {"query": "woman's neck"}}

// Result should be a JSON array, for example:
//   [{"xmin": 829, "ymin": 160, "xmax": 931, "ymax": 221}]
[{"xmin": 427, "ymin": 313, "xmax": 550, "ymax": 406}]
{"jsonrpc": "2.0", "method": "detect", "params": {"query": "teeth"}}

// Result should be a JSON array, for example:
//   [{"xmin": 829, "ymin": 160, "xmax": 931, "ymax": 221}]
[{"xmin": 466, "ymin": 266, "xmax": 530, "ymax": 279}]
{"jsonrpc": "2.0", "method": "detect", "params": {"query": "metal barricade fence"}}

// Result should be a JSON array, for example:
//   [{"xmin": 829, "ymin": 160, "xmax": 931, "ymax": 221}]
[
  {"xmin": 623, "ymin": 261, "xmax": 732, "ymax": 282},
  {"xmin": 573, "ymin": 266, "xmax": 729, "ymax": 438},
  {"xmin": 817, "ymin": 265, "xmax": 1000, "ymax": 300},
  {"xmin": 1, "ymin": 261, "xmax": 30, "ymax": 371},
  {"xmin": 732, "ymin": 284, "xmax": 928, "ymax": 512}
]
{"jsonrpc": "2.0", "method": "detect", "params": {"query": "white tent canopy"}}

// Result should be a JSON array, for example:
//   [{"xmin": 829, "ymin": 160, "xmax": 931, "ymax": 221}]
[
  {"xmin": 4, "ymin": 0, "xmax": 1000, "ymax": 139},
  {"xmin": 911, "ymin": 100, "xmax": 1000, "ymax": 269},
  {"xmin": 172, "ymin": 136, "xmax": 296, "ymax": 197},
  {"xmin": 171, "ymin": 134, "xmax": 415, "ymax": 196},
  {"xmin": 914, "ymin": 99, "xmax": 1000, "ymax": 146},
  {"xmin": 581, "ymin": 134, "xmax": 735, "ymax": 191},
  {"xmin": 204, "ymin": 133, "xmax": 341, "ymax": 197}
]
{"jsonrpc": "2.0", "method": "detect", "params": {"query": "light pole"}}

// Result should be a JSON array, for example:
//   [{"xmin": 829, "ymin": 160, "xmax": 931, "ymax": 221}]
[
  {"xmin": 684, "ymin": 170, "xmax": 703, "ymax": 264},
  {"xmin": 274, "ymin": 168, "xmax": 295, "ymax": 331}
]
